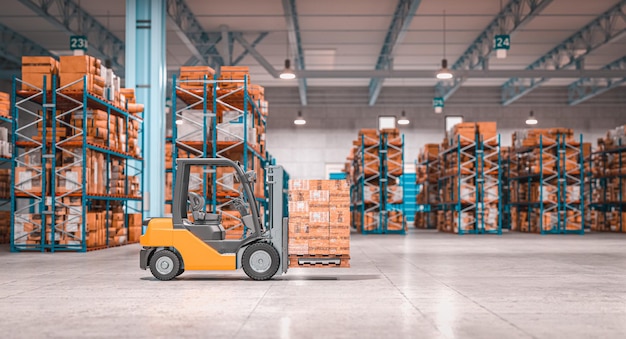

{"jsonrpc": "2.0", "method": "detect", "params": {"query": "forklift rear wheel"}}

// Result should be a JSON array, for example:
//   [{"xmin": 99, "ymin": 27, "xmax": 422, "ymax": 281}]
[
  {"xmin": 149, "ymin": 250, "xmax": 181, "ymax": 281},
  {"xmin": 242, "ymin": 242, "xmax": 280, "ymax": 281}
]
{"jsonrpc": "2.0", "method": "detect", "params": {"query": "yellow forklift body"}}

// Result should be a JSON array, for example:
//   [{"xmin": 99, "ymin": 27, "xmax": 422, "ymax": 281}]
[{"xmin": 140, "ymin": 218, "xmax": 236, "ymax": 270}]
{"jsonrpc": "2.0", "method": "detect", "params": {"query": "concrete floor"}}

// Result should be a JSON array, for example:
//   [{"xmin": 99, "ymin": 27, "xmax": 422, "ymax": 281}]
[{"xmin": 1, "ymin": 230, "xmax": 625, "ymax": 338}]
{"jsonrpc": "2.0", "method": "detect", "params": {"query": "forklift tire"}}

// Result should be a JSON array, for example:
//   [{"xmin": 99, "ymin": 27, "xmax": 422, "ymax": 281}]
[
  {"xmin": 242, "ymin": 242, "xmax": 280, "ymax": 281},
  {"xmin": 149, "ymin": 249, "xmax": 181, "ymax": 281},
  {"xmin": 176, "ymin": 269, "xmax": 185, "ymax": 277}
]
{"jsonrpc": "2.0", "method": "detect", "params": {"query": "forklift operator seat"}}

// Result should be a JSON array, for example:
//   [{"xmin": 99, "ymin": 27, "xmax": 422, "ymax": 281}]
[{"xmin": 188, "ymin": 192, "xmax": 222, "ymax": 225}]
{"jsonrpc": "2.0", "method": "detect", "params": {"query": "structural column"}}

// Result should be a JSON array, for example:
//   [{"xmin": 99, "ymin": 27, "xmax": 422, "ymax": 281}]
[{"xmin": 126, "ymin": 0, "xmax": 167, "ymax": 217}]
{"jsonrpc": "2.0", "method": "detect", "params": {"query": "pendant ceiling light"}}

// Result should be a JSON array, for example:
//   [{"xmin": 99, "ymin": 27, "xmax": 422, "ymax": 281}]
[
  {"xmin": 398, "ymin": 110, "xmax": 409, "ymax": 125},
  {"xmin": 294, "ymin": 110, "xmax": 306, "ymax": 125},
  {"xmin": 280, "ymin": 32, "xmax": 296, "ymax": 80},
  {"xmin": 280, "ymin": 59, "xmax": 296, "ymax": 80},
  {"xmin": 525, "ymin": 110, "xmax": 538, "ymax": 125},
  {"xmin": 436, "ymin": 10, "xmax": 453, "ymax": 80}
]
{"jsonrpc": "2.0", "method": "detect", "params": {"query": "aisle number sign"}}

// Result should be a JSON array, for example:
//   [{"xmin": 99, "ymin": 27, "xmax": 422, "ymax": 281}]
[
  {"xmin": 494, "ymin": 35, "xmax": 511, "ymax": 50},
  {"xmin": 433, "ymin": 97, "xmax": 444, "ymax": 114},
  {"xmin": 433, "ymin": 97, "xmax": 444, "ymax": 108},
  {"xmin": 494, "ymin": 34, "xmax": 510, "ymax": 59},
  {"xmin": 70, "ymin": 36, "xmax": 88, "ymax": 51}
]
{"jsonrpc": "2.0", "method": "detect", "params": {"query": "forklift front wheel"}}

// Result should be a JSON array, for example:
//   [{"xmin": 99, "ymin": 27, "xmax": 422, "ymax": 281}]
[
  {"xmin": 242, "ymin": 242, "xmax": 280, "ymax": 281},
  {"xmin": 149, "ymin": 249, "xmax": 181, "ymax": 281}
]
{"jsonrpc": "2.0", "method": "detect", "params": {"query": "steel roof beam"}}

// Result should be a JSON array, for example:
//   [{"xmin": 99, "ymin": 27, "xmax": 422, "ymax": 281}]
[
  {"xmin": 282, "ymin": 0, "xmax": 307, "ymax": 106},
  {"xmin": 501, "ymin": 0, "xmax": 626, "ymax": 106},
  {"xmin": 0, "ymin": 21, "xmax": 56, "ymax": 65},
  {"xmin": 167, "ymin": 0, "xmax": 223, "ymax": 69},
  {"xmin": 435, "ymin": 0, "xmax": 553, "ymax": 100},
  {"xmin": 296, "ymin": 69, "xmax": 626, "ymax": 78},
  {"xmin": 17, "ymin": 0, "xmax": 125, "ymax": 74},
  {"xmin": 232, "ymin": 32, "xmax": 268, "ymax": 66},
  {"xmin": 368, "ymin": 0, "xmax": 422, "ymax": 106},
  {"xmin": 568, "ymin": 55, "xmax": 626, "ymax": 105},
  {"xmin": 233, "ymin": 33, "xmax": 279, "ymax": 78}
]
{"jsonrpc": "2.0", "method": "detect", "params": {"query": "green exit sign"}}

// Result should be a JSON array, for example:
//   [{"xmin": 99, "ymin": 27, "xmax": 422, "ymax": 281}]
[
  {"xmin": 433, "ymin": 97, "xmax": 444, "ymax": 108},
  {"xmin": 70, "ymin": 36, "xmax": 88, "ymax": 51},
  {"xmin": 494, "ymin": 34, "xmax": 510, "ymax": 50}
]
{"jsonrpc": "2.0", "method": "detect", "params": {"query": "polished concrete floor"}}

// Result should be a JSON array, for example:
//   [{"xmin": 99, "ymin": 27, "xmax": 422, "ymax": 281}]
[{"xmin": 1, "ymin": 230, "xmax": 625, "ymax": 338}]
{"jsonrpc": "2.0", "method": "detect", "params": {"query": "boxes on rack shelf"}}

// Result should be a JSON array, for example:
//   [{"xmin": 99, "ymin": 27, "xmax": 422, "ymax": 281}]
[
  {"xmin": 21, "ymin": 56, "xmax": 60, "ymax": 91},
  {"xmin": 219, "ymin": 66, "xmax": 250, "ymax": 89},
  {"xmin": 58, "ymin": 55, "xmax": 105, "ymax": 96},
  {"xmin": 179, "ymin": 66, "xmax": 216, "ymax": 91},
  {"xmin": 0, "ymin": 91, "xmax": 9, "ymax": 118}
]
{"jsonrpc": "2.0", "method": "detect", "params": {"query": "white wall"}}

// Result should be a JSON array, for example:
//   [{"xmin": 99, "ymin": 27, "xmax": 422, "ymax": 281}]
[{"xmin": 265, "ymin": 86, "xmax": 626, "ymax": 179}]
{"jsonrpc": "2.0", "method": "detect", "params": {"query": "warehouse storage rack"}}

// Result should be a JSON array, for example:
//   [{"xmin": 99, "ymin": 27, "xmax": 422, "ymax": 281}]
[
  {"xmin": 11, "ymin": 75, "xmax": 144, "ymax": 252},
  {"xmin": 0, "ymin": 108, "xmax": 12, "ymax": 244},
  {"xmin": 170, "ymin": 75, "xmax": 267, "ymax": 238},
  {"xmin": 414, "ymin": 156, "xmax": 440, "ymax": 229},
  {"xmin": 438, "ymin": 133, "xmax": 502, "ymax": 234},
  {"xmin": 0, "ymin": 114, "xmax": 10, "ymax": 205},
  {"xmin": 352, "ymin": 132, "xmax": 406, "ymax": 234},
  {"xmin": 588, "ymin": 140, "xmax": 624, "ymax": 232},
  {"xmin": 500, "ymin": 148, "xmax": 512, "ymax": 229},
  {"xmin": 508, "ymin": 134, "xmax": 585, "ymax": 234}
]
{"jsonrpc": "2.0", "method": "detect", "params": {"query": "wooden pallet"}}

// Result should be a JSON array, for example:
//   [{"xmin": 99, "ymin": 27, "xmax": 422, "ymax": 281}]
[
  {"xmin": 87, "ymin": 240, "xmax": 139, "ymax": 252},
  {"xmin": 288, "ymin": 254, "xmax": 350, "ymax": 268}
]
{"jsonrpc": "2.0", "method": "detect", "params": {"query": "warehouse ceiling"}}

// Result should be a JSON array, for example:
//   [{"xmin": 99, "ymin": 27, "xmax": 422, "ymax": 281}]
[{"xmin": 1, "ymin": 0, "xmax": 625, "ymax": 102}]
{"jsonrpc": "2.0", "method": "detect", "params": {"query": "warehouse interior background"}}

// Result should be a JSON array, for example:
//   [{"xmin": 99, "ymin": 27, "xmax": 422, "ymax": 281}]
[
  {"xmin": 1, "ymin": 0, "xmax": 626, "ymax": 338},
  {"xmin": 1, "ymin": 0, "xmax": 625, "ymax": 178}
]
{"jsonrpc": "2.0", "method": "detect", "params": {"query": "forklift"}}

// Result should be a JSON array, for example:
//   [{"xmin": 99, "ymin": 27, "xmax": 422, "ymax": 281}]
[{"xmin": 139, "ymin": 157, "xmax": 291, "ymax": 280}]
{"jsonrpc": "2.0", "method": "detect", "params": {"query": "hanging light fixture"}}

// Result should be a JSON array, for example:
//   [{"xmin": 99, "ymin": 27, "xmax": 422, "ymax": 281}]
[
  {"xmin": 294, "ymin": 110, "xmax": 306, "ymax": 125},
  {"xmin": 280, "ymin": 31, "xmax": 296, "ymax": 80},
  {"xmin": 525, "ymin": 110, "xmax": 538, "ymax": 125},
  {"xmin": 436, "ymin": 10, "xmax": 453, "ymax": 80},
  {"xmin": 280, "ymin": 59, "xmax": 296, "ymax": 79},
  {"xmin": 398, "ymin": 110, "xmax": 409, "ymax": 125}
]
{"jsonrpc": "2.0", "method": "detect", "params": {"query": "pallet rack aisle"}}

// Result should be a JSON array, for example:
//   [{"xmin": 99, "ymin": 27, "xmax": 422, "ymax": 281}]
[
  {"xmin": 588, "ymin": 126, "xmax": 626, "ymax": 232},
  {"xmin": 11, "ymin": 55, "xmax": 144, "ymax": 252},
  {"xmin": 168, "ymin": 66, "xmax": 268, "ymax": 239},
  {"xmin": 508, "ymin": 128, "xmax": 586, "ymax": 234},
  {"xmin": 437, "ymin": 122, "xmax": 502, "ymax": 234},
  {"xmin": 415, "ymin": 144, "xmax": 440, "ymax": 229},
  {"xmin": 348, "ymin": 128, "xmax": 406, "ymax": 234}
]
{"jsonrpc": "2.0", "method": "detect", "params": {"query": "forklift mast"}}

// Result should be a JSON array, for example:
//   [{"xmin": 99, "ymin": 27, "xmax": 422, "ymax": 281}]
[{"xmin": 267, "ymin": 165, "xmax": 289, "ymax": 275}]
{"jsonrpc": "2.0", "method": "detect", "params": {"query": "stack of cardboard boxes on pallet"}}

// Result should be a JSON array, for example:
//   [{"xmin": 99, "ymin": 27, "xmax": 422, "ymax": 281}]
[
  {"xmin": 588, "ymin": 125, "xmax": 626, "ymax": 232},
  {"xmin": 288, "ymin": 179, "xmax": 350, "ymax": 267},
  {"xmin": 509, "ymin": 128, "xmax": 589, "ymax": 233}
]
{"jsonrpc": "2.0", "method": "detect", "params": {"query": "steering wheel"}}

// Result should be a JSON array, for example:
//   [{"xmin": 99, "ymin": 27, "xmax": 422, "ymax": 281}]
[{"xmin": 188, "ymin": 192, "xmax": 205, "ymax": 212}]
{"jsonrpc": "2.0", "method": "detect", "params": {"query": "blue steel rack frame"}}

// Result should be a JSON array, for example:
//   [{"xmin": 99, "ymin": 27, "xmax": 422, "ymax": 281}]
[
  {"xmin": 508, "ymin": 134, "xmax": 585, "ymax": 234},
  {"xmin": 170, "ymin": 75, "xmax": 268, "ymax": 237},
  {"xmin": 438, "ymin": 133, "xmax": 502, "ymax": 235},
  {"xmin": 588, "ymin": 140, "xmax": 624, "ymax": 232},
  {"xmin": 352, "ymin": 132, "xmax": 406, "ymax": 234},
  {"xmin": 10, "ymin": 75, "xmax": 144, "ymax": 252}
]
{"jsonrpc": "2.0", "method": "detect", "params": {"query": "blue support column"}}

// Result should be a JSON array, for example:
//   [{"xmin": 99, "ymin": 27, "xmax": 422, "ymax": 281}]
[{"xmin": 127, "ymin": 0, "xmax": 167, "ymax": 217}]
